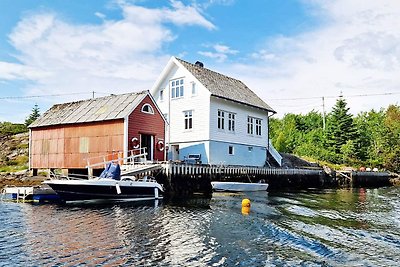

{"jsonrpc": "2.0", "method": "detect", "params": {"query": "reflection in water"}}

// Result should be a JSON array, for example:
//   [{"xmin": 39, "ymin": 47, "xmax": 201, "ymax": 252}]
[{"xmin": 0, "ymin": 187, "xmax": 399, "ymax": 266}]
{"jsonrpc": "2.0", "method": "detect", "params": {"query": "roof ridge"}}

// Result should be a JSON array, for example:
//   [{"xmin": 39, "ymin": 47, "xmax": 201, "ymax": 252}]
[
  {"xmin": 51, "ymin": 91, "xmax": 147, "ymax": 106},
  {"xmin": 174, "ymin": 57, "xmax": 275, "ymax": 113},
  {"xmin": 175, "ymin": 57, "xmax": 245, "ymax": 84}
]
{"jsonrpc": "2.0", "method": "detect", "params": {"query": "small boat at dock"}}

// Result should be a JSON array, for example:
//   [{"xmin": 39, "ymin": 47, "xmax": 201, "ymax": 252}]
[
  {"xmin": 43, "ymin": 176, "xmax": 164, "ymax": 203},
  {"xmin": 211, "ymin": 181, "xmax": 268, "ymax": 192},
  {"xmin": 1, "ymin": 185, "xmax": 60, "ymax": 203}
]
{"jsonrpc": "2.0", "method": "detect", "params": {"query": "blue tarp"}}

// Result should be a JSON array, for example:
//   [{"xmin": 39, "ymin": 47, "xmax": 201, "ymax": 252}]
[{"xmin": 100, "ymin": 162, "xmax": 121, "ymax": 180}]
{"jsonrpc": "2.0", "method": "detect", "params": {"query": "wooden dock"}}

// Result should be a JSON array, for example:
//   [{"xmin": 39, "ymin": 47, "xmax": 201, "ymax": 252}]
[{"xmin": 135, "ymin": 162, "xmax": 392, "ymax": 197}]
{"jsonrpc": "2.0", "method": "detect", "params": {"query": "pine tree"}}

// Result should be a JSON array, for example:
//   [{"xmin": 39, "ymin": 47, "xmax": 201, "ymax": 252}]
[
  {"xmin": 25, "ymin": 104, "xmax": 41, "ymax": 126},
  {"xmin": 327, "ymin": 97, "xmax": 357, "ymax": 156}
]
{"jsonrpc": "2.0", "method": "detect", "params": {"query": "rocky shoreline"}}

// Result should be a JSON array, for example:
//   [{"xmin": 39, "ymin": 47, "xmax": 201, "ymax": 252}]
[{"xmin": 0, "ymin": 171, "xmax": 46, "ymax": 190}]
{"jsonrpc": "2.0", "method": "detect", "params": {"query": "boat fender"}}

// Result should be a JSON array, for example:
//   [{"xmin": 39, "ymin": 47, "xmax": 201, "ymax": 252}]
[
  {"xmin": 132, "ymin": 137, "xmax": 139, "ymax": 149},
  {"xmin": 157, "ymin": 140, "xmax": 164, "ymax": 151},
  {"xmin": 116, "ymin": 183, "xmax": 121, "ymax": 194}
]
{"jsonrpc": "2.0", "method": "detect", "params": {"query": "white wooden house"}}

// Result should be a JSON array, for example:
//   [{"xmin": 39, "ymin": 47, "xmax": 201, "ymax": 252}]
[{"xmin": 151, "ymin": 57, "xmax": 282, "ymax": 167}]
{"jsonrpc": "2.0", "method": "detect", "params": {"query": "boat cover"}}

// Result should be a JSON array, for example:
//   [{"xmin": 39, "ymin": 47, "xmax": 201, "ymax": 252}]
[{"xmin": 100, "ymin": 162, "xmax": 121, "ymax": 180}]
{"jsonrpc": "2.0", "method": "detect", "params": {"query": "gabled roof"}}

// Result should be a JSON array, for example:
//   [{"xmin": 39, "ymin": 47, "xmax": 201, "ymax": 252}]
[
  {"xmin": 175, "ymin": 58, "xmax": 275, "ymax": 113},
  {"xmin": 30, "ymin": 91, "xmax": 149, "ymax": 128}
]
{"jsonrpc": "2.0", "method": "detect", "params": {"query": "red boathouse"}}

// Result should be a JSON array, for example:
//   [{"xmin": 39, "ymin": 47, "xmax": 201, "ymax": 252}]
[{"xmin": 29, "ymin": 90, "xmax": 166, "ymax": 175}]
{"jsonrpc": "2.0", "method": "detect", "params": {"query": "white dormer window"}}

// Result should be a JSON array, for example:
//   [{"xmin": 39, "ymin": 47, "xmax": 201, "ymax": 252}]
[
  {"xmin": 171, "ymin": 78, "xmax": 184, "ymax": 99},
  {"xmin": 141, "ymin": 104, "xmax": 154, "ymax": 114}
]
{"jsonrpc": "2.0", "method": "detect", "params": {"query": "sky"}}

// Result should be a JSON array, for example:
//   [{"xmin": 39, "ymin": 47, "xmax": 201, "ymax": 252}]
[{"xmin": 1, "ymin": 0, "xmax": 400, "ymax": 123}]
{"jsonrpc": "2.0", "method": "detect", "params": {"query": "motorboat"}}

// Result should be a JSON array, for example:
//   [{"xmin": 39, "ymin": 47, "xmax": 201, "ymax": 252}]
[
  {"xmin": 211, "ymin": 181, "xmax": 268, "ymax": 192},
  {"xmin": 43, "ymin": 176, "xmax": 164, "ymax": 203}
]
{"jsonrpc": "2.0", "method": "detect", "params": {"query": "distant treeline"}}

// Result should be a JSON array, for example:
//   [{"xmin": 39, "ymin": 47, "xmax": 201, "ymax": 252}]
[{"xmin": 270, "ymin": 98, "xmax": 400, "ymax": 173}]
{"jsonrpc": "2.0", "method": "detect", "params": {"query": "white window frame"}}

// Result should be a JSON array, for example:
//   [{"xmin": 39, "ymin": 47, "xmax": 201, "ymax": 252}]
[
  {"xmin": 228, "ymin": 112, "xmax": 235, "ymax": 132},
  {"xmin": 141, "ymin": 103, "xmax": 154, "ymax": 114},
  {"xmin": 171, "ymin": 78, "xmax": 184, "ymax": 99},
  {"xmin": 255, "ymin": 118, "xmax": 262, "ymax": 136},
  {"xmin": 218, "ymin": 110, "xmax": 225, "ymax": 130},
  {"xmin": 184, "ymin": 110, "xmax": 193, "ymax": 130},
  {"xmin": 191, "ymin": 82, "xmax": 197, "ymax": 96},
  {"xmin": 159, "ymin": 89, "xmax": 164, "ymax": 101},
  {"xmin": 247, "ymin": 117, "xmax": 254, "ymax": 135}
]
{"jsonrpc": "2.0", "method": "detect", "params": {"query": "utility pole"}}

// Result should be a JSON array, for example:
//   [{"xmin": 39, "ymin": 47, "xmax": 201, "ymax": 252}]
[
  {"xmin": 322, "ymin": 96, "xmax": 326, "ymax": 131},
  {"xmin": 92, "ymin": 91, "xmax": 95, "ymax": 98}
]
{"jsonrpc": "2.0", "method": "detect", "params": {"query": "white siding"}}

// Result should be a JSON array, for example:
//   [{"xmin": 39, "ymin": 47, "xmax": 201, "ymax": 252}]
[
  {"xmin": 209, "ymin": 97, "xmax": 269, "ymax": 147},
  {"xmin": 152, "ymin": 64, "xmax": 211, "ymax": 145}
]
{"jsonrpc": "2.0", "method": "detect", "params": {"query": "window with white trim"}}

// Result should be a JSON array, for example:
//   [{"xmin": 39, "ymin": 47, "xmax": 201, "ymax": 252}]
[
  {"xmin": 218, "ymin": 110, "xmax": 225, "ymax": 129},
  {"xmin": 159, "ymin": 89, "xmax": 164, "ymax": 101},
  {"xmin": 171, "ymin": 78, "xmax": 184, "ymax": 99},
  {"xmin": 255, "ymin": 118, "xmax": 262, "ymax": 136},
  {"xmin": 228, "ymin": 112, "xmax": 235, "ymax": 132},
  {"xmin": 184, "ymin": 110, "xmax": 193, "ymax": 130},
  {"xmin": 141, "ymin": 104, "xmax": 154, "ymax": 114},
  {"xmin": 228, "ymin": 145, "xmax": 234, "ymax": 155},
  {"xmin": 191, "ymin": 82, "xmax": 197, "ymax": 96},
  {"xmin": 247, "ymin": 117, "xmax": 254, "ymax": 135}
]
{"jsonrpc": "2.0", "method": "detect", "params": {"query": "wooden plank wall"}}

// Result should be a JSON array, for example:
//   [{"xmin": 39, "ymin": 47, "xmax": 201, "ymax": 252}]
[
  {"xmin": 30, "ymin": 120, "xmax": 124, "ymax": 169},
  {"xmin": 128, "ymin": 95, "xmax": 165, "ymax": 161}
]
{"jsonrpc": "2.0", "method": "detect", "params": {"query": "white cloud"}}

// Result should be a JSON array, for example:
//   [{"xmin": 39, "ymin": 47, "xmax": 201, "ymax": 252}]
[
  {"xmin": 223, "ymin": 0, "xmax": 400, "ymax": 116},
  {"xmin": 0, "ymin": 62, "xmax": 50, "ymax": 80},
  {"xmin": 199, "ymin": 43, "xmax": 238, "ymax": 62},
  {"xmin": 0, "ymin": 1, "xmax": 214, "ymax": 103}
]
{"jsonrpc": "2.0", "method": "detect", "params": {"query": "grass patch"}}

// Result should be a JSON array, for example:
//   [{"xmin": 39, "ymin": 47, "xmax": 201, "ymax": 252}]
[
  {"xmin": 17, "ymin": 143, "xmax": 29, "ymax": 149},
  {"xmin": 0, "ymin": 165, "xmax": 28, "ymax": 173}
]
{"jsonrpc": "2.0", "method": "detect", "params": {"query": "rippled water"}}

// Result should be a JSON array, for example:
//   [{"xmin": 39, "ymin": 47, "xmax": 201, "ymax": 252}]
[{"xmin": 1, "ymin": 187, "xmax": 400, "ymax": 266}]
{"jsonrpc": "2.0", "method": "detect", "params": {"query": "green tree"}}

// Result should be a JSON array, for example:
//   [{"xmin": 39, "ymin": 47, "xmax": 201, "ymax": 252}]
[
  {"xmin": 326, "ymin": 97, "xmax": 357, "ymax": 161},
  {"xmin": 383, "ymin": 105, "xmax": 400, "ymax": 172},
  {"xmin": 25, "ymin": 104, "xmax": 40, "ymax": 126}
]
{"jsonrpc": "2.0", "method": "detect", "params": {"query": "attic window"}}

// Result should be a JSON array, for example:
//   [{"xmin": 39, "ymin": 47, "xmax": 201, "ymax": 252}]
[
  {"xmin": 141, "ymin": 104, "xmax": 154, "ymax": 114},
  {"xmin": 171, "ymin": 78, "xmax": 184, "ymax": 99}
]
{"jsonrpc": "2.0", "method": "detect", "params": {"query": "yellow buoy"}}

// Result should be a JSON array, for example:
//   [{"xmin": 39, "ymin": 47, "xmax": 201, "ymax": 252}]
[
  {"xmin": 241, "ymin": 198, "xmax": 251, "ymax": 215},
  {"xmin": 242, "ymin": 198, "xmax": 251, "ymax": 208}
]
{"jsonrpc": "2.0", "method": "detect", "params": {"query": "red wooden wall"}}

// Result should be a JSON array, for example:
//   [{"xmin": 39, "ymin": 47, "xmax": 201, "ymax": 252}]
[{"xmin": 128, "ymin": 95, "xmax": 165, "ymax": 161}]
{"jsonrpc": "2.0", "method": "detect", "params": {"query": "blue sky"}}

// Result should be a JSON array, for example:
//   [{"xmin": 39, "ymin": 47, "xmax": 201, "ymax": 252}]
[{"xmin": 1, "ymin": 0, "xmax": 400, "ymax": 122}]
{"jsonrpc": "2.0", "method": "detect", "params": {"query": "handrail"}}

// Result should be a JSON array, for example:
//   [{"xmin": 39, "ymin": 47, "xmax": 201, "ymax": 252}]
[
  {"xmin": 86, "ymin": 152, "xmax": 148, "ymax": 168},
  {"xmin": 85, "ymin": 148, "xmax": 147, "ymax": 167},
  {"xmin": 85, "ymin": 148, "xmax": 148, "ymax": 178},
  {"xmin": 268, "ymin": 140, "xmax": 283, "ymax": 166}
]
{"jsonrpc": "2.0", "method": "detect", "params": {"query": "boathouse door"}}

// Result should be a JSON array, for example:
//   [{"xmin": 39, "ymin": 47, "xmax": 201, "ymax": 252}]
[{"xmin": 141, "ymin": 134, "xmax": 154, "ymax": 161}]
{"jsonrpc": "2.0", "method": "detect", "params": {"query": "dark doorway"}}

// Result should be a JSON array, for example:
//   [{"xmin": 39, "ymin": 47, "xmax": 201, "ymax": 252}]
[{"xmin": 141, "ymin": 134, "xmax": 153, "ymax": 160}]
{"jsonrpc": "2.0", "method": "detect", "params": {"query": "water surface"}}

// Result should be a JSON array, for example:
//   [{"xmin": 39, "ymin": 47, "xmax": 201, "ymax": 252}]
[{"xmin": 1, "ymin": 187, "xmax": 399, "ymax": 266}]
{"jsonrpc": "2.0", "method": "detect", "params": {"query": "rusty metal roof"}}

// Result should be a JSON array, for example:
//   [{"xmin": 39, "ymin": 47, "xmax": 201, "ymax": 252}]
[
  {"xmin": 176, "ymin": 58, "xmax": 275, "ymax": 113},
  {"xmin": 30, "ymin": 91, "xmax": 148, "ymax": 128}
]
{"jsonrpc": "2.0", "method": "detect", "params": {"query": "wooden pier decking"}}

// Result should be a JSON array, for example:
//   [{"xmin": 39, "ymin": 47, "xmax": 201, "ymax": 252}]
[{"xmin": 132, "ymin": 162, "xmax": 393, "ymax": 197}]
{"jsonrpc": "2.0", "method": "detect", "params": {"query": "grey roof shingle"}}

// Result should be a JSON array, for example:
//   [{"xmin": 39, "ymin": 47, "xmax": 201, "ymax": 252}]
[
  {"xmin": 176, "ymin": 58, "xmax": 275, "ymax": 113},
  {"xmin": 29, "ymin": 91, "xmax": 147, "ymax": 128}
]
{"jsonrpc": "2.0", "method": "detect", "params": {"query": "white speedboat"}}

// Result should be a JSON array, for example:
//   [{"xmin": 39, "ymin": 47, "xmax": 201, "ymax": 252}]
[
  {"xmin": 43, "ymin": 176, "xmax": 163, "ymax": 203},
  {"xmin": 211, "ymin": 181, "xmax": 268, "ymax": 192}
]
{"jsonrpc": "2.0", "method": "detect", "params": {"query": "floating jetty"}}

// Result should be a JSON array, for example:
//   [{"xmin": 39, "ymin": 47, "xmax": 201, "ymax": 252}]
[{"xmin": 1, "ymin": 185, "xmax": 61, "ymax": 203}]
